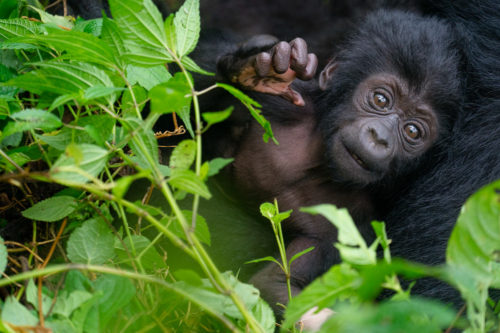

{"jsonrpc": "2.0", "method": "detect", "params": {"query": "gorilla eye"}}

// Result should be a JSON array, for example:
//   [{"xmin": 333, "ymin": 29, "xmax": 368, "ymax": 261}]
[
  {"xmin": 373, "ymin": 93, "xmax": 389, "ymax": 109},
  {"xmin": 404, "ymin": 124, "xmax": 421, "ymax": 140}
]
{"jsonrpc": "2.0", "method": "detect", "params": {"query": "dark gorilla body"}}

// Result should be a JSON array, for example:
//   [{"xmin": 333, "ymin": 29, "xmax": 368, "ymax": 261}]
[
  {"xmin": 62, "ymin": 0, "xmax": 500, "ymax": 318},
  {"xmin": 206, "ymin": 10, "xmax": 461, "ymax": 314}
]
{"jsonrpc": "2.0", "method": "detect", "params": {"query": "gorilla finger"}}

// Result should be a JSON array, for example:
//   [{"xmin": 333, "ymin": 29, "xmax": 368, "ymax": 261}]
[
  {"xmin": 290, "ymin": 38, "xmax": 308, "ymax": 70},
  {"xmin": 255, "ymin": 52, "xmax": 272, "ymax": 77},
  {"xmin": 281, "ymin": 87, "xmax": 305, "ymax": 107},
  {"xmin": 297, "ymin": 53, "xmax": 319, "ymax": 80},
  {"xmin": 272, "ymin": 41, "xmax": 291, "ymax": 74}
]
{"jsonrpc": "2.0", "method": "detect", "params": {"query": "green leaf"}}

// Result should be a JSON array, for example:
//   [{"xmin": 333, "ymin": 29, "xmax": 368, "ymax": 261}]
[
  {"xmin": 169, "ymin": 169, "xmax": 211, "ymax": 199},
  {"xmin": 1, "ymin": 296, "xmax": 38, "ymax": 326},
  {"xmin": 202, "ymin": 106, "xmax": 233, "ymax": 126},
  {"xmin": 372, "ymin": 221, "xmax": 392, "ymax": 263},
  {"xmin": 207, "ymin": 157, "xmax": 233, "ymax": 177},
  {"xmin": 66, "ymin": 218, "xmax": 115, "ymax": 265},
  {"xmin": 289, "ymin": 246, "xmax": 315, "ymax": 266},
  {"xmin": 173, "ymin": 0, "xmax": 200, "ymax": 57},
  {"xmin": 94, "ymin": 275, "xmax": 136, "ymax": 330},
  {"xmin": 122, "ymin": 117, "xmax": 159, "ymax": 170},
  {"xmin": 181, "ymin": 56, "xmax": 214, "ymax": 75},
  {"xmin": 2, "ymin": 108, "xmax": 62, "ymax": 137},
  {"xmin": 51, "ymin": 143, "xmax": 108, "ymax": 184},
  {"xmin": 121, "ymin": 85, "xmax": 148, "ymax": 116},
  {"xmin": 51, "ymin": 290, "xmax": 93, "ymax": 318},
  {"xmin": 216, "ymin": 83, "xmax": 277, "ymax": 144},
  {"xmin": 447, "ymin": 180, "xmax": 500, "ymax": 286},
  {"xmin": 169, "ymin": 139, "xmax": 196, "ymax": 170},
  {"xmin": 302, "ymin": 204, "xmax": 376, "ymax": 265},
  {"xmin": 101, "ymin": 16, "xmax": 126, "ymax": 66},
  {"xmin": 283, "ymin": 263, "xmax": 359, "ymax": 328},
  {"xmin": 0, "ymin": 235, "xmax": 6, "ymax": 274},
  {"xmin": 25, "ymin": 29, "xmax": 116, "ymax": 66},
  {"xmin": 245, "ymin": 256, "xmax": 281, "ymax": 266},
  {"xmin": 82, "ymin": 85, "xmax": 124, "ymax": 104},
  {"xmin": 171, "ymin": 210, "xmax": 211, "ymax": 246},
  {"xmin": 0, "ymin": 18, "xmax": 42, "ymax": 39},
  {"xmin": 21, "ymin": 195, "xmax": 77, "ymax": 222},
  {"xmin": 126, "ymin": 64, "xmax": 172, "ymax": 90},
  {"xmin": 149, "ymin": 72, "xmax": 192, "ymax": 114},
  {"xmin": 30, "ymin": 7, "xmax": 74, "ymax": 30},
  {"xmin": 319, "ymin": 298, "xmax": 455, "ymax": 333},
  {"xmin": 115, "ymin": 235, "xmax": 165, "ymax": 270},
  {"xmin": 109, "ymin": 0, "xmax": 172, "ymax": 63},
  {"xmin": 260, "ymin": 202, "xmax": 276, "ymax": 220},
  {"xmin": 4, "ymin": 61, "xmax": 116, "ymax": 101}
]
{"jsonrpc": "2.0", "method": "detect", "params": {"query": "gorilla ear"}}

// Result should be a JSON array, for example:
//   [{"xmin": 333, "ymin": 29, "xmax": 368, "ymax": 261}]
[{"xmin": 319, "ymin": 60, "xmax": 338, "ymax": 90}]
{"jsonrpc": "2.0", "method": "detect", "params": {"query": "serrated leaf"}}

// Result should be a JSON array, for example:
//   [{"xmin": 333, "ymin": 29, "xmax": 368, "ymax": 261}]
[
  {"xmin": 4, "ymin": 61, "xmax": 116, "ymax": 102},
  {"xmin": 51, "ymin": 143, "xmax": 108, "ymax": 184},
  {"xmin": 24, "ymin": 29, "xmax": 115, "ymax": 66},
  {"xmin": 169, "ymin": 139, "xmax": 196, "ymax": 170},
  {"xmin": 169, "ymin": 169, "xmax": 211, "ymax": 199},
  {"xmin": 101, "ymin": 16, "xmax": 126, "ymax": 66},
  {"xmin": 109, "ymin": 0, "xmax": 172, "ymax": 62},
  {"xmin": 2, "ymin": 108, "xmax": 62, "ymax": 137},
  {"xmin": 21, "ymin": 195, "xmax": 77, "ymax": 222},
  {"xmin": 67, "ymin": 218, "xmax": 115, "ymax": 264},
  {"xmin": 0, "ymin": 18, "xmax": 42, "ymax": 39},
  {"xmin": 173, "ymin": 0, "xmax": 200, "ymax": 57},
  {"xmin": 126, "ymin": 64, "xmax": 172, "ymax": 90}
]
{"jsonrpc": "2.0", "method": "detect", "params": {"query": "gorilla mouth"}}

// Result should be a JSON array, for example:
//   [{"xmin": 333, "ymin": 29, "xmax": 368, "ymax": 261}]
[{"xmin": 345, "ymin": 146, "xmax": 370, "ymax": 171}]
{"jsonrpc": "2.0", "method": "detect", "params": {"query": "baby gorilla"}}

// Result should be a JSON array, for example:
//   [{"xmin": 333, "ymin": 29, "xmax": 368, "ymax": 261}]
[{"xmin": 212, "ymin": 9, "xmax": 462, "ymax": 325}]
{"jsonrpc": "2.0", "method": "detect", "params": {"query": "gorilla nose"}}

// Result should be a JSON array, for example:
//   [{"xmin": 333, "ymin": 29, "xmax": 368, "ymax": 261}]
[{"xmin": 361, "ymin": 122, "xmax": 394, "ymax": 161}]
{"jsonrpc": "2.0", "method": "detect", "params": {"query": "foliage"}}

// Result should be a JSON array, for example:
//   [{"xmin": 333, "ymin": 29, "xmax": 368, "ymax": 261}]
[{"xmin": 0, "ymin": 1, "xmax": 497, "ymax": 333}]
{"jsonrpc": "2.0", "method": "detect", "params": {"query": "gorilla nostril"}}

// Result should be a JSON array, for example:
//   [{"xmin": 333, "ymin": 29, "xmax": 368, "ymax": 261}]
[{"xmin": 368, "ymin": 127, "xmax": 389, "ymax": 148}]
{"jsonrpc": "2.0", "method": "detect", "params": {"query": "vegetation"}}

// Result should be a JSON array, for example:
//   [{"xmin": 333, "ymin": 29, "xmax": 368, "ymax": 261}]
[{"xmin": 0, "ymin": 0, "xmax": 498, "ymax": 332}]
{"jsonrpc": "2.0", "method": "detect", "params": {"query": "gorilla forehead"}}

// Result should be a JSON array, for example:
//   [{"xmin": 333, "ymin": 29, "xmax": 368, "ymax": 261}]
[{"xmin": 320, "ymin": 10, "xmax": 462, "ymax": 130}]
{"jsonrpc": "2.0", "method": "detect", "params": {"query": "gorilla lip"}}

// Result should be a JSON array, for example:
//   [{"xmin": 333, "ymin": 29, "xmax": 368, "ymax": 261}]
[{"xmin": 344, "ymin": 144, "xmax": 370, "ymax": 170}]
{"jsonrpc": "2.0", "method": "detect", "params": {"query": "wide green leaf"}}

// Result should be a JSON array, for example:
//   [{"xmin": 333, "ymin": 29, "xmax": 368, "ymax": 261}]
[
  {"xmin": 66, "ymin": 218, "xmax": 115, "ymax": 265},
  {"xmin": 0, "ymin": 18, "xmax": 42, "ymax": 39},
  {"xmin": 126, "ymin": 64, "xmax": 172, "ymax": 90},
  {"xmin": 109, "ymin": 0, "xmax": 172, "ymax": 63},
  {"xmin": 169, "ymin": 139, "xmax": 196, "ymax": 171},
  {"xmin": 447, "ymin": 180, "xmax": 500, "ymax": 288},
  {"xmin": 114, "ymin": 235, "xmax": 165, "ymax": 270},
  {"xmin": 122, "ymin": 117, "xmax": 159, "ymax": 171},
  {"xmin": 2, "ymin": 108, "xmax": 62, "ymax": 137},
  {"xmin": 23, "ymin": 29, "xmax": 116, "ymax": 66},
  {"xmin": 1, "ymin": 296, "xmax": 38, "ymax": 326},
  {"xmin": 169, "ymin": 169, "xmax": 211, "ymax": 199},
  {"xmin": 149, "ymin": 72, "xmax": 192, "ymax": 114},
  {"xmin": 173, "ymin": 0, "xmax": 200, "ymax": 57},
  {"xmin": 21, "ymin": 195, "xmax": 78, "ymax": 222},
  {"xmin": 51, "ymin": 143, "xmax": 108, "ymax": 184}
]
